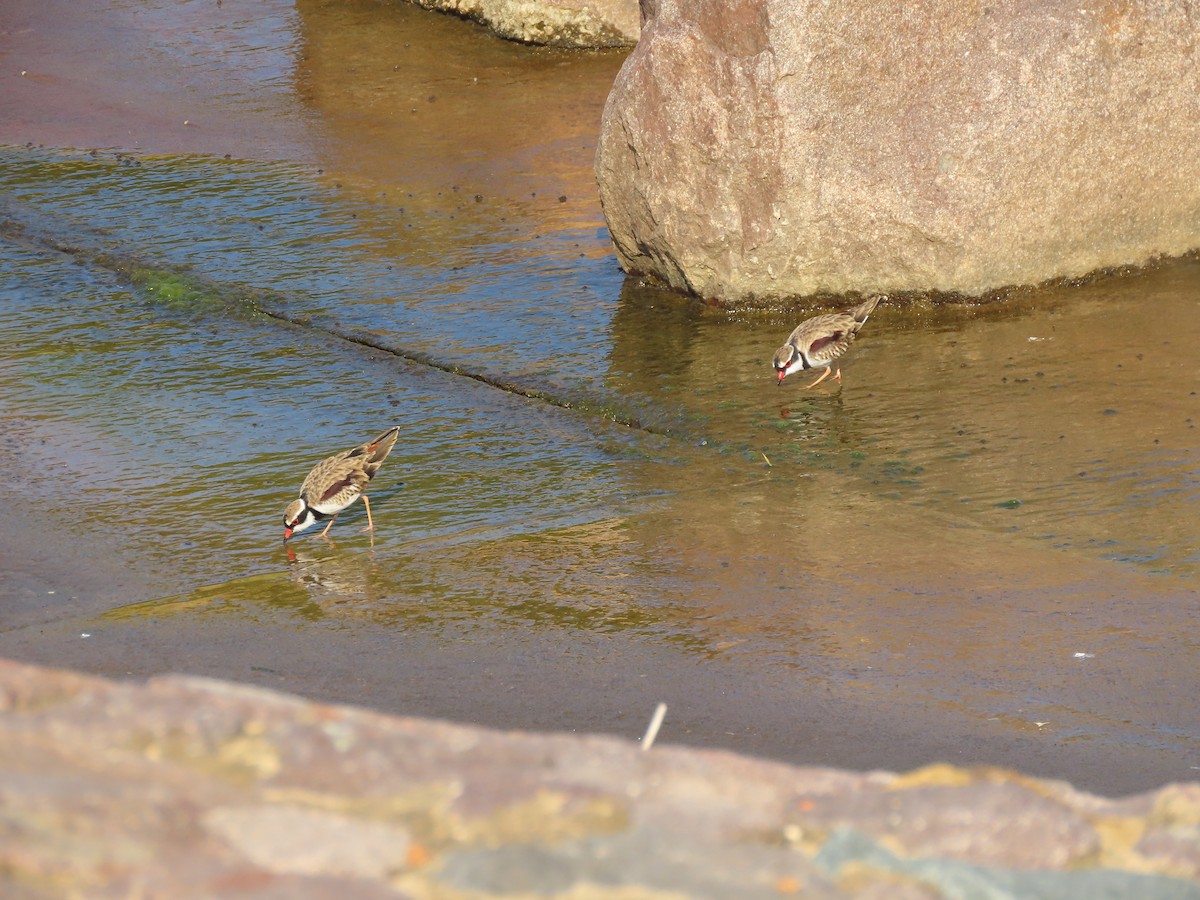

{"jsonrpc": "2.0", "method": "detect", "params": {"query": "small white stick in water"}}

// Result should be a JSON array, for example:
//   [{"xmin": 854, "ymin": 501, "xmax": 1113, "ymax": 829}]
[{"xmin": 641, "ymin": 702, "xmax": 668, "ymax": 751}]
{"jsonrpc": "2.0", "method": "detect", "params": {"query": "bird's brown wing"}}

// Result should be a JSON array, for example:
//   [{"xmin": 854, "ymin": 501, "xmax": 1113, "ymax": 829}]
[
  {"xmin": 299, "ymin": 452, "xmax": 368, "ymax": 511},
  {"xmin": 299, "ymin": 428, "xmax": 398, "ymax": 511},
  {"xmin": 318, "ymin": 468, "xmax": 370, "ymax": 505},
  {"xmin": 808, "ymin": 329, "xmax": 849, "ymax": 357},
  {"xmin": 796, "ymin": 312, "xmax": 860, "ymax": 363}
]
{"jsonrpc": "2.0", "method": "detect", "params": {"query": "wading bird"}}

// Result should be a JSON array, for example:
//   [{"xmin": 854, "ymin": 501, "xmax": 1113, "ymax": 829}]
[
  {"xmin": 282, "ymin": 426, "xmax": 399, "ymax": 539},
  {"xmin": 772, "ymin": 295, "xmax": 884, "ymax": 388}
]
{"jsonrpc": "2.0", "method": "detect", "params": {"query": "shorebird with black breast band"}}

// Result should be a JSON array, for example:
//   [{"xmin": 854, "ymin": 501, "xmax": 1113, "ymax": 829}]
[
  {"xmin": 282, "ymin": 427, "xmax": 399, "ymax": 539},
  {"xmin": 772, "ymin": 295, "xmax": 885, "ymax": 388}
]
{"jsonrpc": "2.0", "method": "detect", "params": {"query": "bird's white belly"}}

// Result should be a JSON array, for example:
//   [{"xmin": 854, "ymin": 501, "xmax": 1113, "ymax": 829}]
[{"xmin": 312, "ymin": 493, "xmax": 359, "ymax": 516}]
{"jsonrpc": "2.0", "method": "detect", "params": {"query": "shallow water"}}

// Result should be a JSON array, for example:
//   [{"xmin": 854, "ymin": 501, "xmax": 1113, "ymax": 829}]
[{"xmin": 0, "ymin": 0, "xmax": 1197, "ymax": 795}]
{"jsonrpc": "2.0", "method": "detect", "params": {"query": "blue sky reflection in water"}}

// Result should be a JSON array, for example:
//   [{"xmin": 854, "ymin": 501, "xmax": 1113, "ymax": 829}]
[
  {"xmin": 0, "ymin": 150, "xmax": 619, "ymax": 384},
  {"xmin": 0, "ymin": 0, "xmax": 1197, "ymax": 797}
]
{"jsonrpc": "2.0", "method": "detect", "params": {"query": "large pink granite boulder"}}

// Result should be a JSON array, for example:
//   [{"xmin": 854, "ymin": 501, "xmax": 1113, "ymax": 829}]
[{"xmin": 595, "ymin": 0, "xmax": 1200, "ymax": 305}]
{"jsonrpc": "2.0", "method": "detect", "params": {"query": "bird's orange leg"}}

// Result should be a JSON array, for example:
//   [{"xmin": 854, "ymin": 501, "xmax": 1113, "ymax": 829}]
[
  {"xmin": 361, "ymin": 495, "xmax": 375, "ymax": 532},
  {"xmin": 805, "ymin": 368, "xmax": 833, "ymax": 388},
  {"xmin": 833, "ymin": 367, "xmax": 843, "ymax": 384},
  {"xmin": 320, "ymin": 514, "xmax": 338, "ymax": 537}
]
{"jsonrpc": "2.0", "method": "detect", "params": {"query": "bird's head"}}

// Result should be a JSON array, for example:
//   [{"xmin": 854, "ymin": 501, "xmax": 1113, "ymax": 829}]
[
  {"xmin": 283, "ymin": 499, "xmax": 314, "ymax": 540},
  {"xmin": 772, "ymin": 345, "xmax": 799, "ymax": 384}
]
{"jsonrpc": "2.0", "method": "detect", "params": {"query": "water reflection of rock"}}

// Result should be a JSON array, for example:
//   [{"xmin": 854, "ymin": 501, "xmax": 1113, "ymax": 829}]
[
  {"xmin": 611, "ymin": 266, "xmax": 1200, "ymax": 576},
  {"xmin": 607, "ymin": 277, "xmax": 877, "ymax": 457},
  {"xmin": 597, "ymin": 262, "xmax": 1200, "ymax": 787},
  {"xmin": 292, "ymin": 0, "xmax": 626, "ymax": 258}
]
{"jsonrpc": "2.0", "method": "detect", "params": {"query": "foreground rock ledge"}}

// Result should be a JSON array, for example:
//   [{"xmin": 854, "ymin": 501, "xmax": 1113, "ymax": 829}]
[
  {"xmin": 595, "ymin": 0, "xmax": 1200, "ymax": 306},
  {"xmin": 2, "ymin": 659, "xmax": 1198, "ymax": 898}
]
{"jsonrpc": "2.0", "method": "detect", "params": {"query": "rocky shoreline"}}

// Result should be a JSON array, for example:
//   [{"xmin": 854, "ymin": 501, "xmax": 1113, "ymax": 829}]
[{"xmin": 2, "ymin": 658, "xmax": 1198, "ymax": 898}]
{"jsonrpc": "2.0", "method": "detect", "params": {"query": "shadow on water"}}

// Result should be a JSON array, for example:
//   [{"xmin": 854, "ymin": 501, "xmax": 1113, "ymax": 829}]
[{"xmin": 0, "ymin": 0, "xmax": 1197, "ymax": 795}]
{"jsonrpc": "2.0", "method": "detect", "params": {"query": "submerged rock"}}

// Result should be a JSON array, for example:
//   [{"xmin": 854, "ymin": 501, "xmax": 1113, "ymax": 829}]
[
  {"xmin": 408, "ymin": 0, "xmax": 639, "ymax": 48},
  {"xmin": 595, "ymin": 0, "xmax": 1200, "ymax": 305},
  {"xmin": 2, "ymin": 658, "xmax": 1199, "ymax": 896}
]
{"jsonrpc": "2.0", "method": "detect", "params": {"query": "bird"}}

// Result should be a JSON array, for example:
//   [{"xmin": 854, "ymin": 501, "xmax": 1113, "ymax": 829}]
[
  {"xmin": 282, "ymin": 427, "xmax": 400, "ymax": 540},
  {"xmin": 772, "ymin": 295, "xmax": 885, "ymax": 387}
]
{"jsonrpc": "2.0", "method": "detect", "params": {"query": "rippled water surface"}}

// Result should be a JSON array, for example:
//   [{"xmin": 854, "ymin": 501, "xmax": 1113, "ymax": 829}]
[{"xmin": 1, "ymin": 0, "xmax": 1197, "ymax": 796}]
